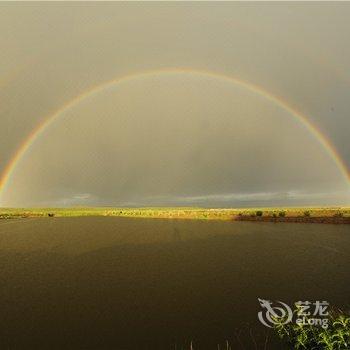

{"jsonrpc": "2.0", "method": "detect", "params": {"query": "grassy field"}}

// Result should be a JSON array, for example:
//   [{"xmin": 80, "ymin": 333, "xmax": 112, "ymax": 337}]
[{"xmin": 0, "ymin": 206, "xmax": 349, "ymax": 220}]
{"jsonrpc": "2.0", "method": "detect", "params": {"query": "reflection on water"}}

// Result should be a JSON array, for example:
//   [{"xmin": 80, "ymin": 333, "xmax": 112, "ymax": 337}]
[{"xmin": 0, "ymin": 217, "xmax": 349, "ymax": 349}]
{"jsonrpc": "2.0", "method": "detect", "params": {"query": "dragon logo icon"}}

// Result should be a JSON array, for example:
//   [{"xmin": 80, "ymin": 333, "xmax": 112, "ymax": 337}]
[{"xmin": 258, "ymin": 298, "xmax": 293, "ymax": 328}]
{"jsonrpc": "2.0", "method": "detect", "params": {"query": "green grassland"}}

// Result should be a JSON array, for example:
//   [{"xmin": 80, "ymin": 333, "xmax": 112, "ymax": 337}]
[{"xmin": 0, "ymin": 207, "xmax": 349, "ymax": 220}]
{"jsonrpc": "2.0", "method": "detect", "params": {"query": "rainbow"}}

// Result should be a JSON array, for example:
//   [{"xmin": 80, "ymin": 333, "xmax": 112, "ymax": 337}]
[{"xmin": 0, "ymin": 68, "xmax": 349, "ymax": 203}]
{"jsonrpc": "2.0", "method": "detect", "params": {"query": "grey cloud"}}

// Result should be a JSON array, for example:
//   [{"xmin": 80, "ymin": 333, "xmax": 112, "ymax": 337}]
[{"xmin": 0, "ymin": 3, "xmax": 349, "ymax": 207}]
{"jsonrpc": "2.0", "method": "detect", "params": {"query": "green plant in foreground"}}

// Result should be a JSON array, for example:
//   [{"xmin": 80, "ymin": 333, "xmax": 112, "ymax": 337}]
[
  {"xmin": 303, "ymin": 210, "xmax": 311, "ymax": 217},
  {"xmin": 256, "ymin": 210, "xmax": 263, "ymax": 217},
  {"xmin": 273, "ymin": 307, "xmax": 350, "ymax": 349},
  {"xmin": 279, "ymin": 211, "xmax": 286, "ymax": 217}
]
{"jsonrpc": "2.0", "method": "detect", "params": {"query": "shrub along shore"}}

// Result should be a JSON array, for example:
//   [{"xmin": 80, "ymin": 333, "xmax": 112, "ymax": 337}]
[{"xmin": 0, "ymin": 207, "xmax": 349, "ymax": 224}]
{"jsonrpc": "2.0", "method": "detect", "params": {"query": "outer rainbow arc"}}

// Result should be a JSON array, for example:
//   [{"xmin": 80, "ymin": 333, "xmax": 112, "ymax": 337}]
[{"xmin": 0, "ymin": 68, "xmax": 349, "ymax": 204}]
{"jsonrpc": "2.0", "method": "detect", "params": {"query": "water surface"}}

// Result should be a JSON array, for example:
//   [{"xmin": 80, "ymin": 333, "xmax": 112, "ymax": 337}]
[{"xmin": 0, "ymin": 217, "xmax": 349, "ymax": 349}]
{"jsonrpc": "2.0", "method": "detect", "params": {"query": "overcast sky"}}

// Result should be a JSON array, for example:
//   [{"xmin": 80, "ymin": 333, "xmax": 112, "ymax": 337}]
[{"xmin": 0, "ymin": 2, "xmax": 349, "ymax": 207}]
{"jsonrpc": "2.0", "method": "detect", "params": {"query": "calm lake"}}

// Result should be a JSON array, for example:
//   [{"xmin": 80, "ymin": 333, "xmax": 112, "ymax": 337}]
[{"xmin": 0, "ymin": 217, "xmax": 349, "ymax": 349}]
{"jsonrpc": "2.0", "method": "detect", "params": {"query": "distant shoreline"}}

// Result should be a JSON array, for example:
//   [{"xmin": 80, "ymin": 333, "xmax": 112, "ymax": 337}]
[
  {"xmin": 234, "ymin": 215, "xmax": 350, "ymax": 224},
  {"xmin": 0, "ymin": 207, "xmax": 349, "ymax": 224}
]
